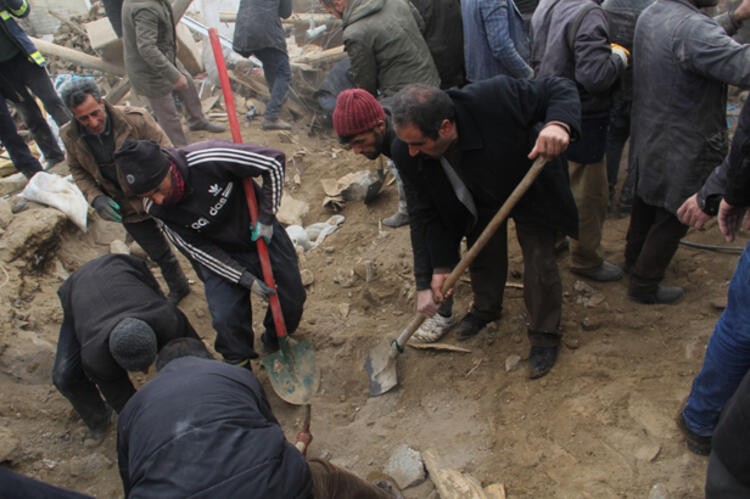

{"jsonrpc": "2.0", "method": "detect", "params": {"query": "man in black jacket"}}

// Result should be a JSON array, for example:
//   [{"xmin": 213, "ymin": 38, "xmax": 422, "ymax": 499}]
[
  {"xmin": 52, "ymin": 254, "xmax": 201, "ymax": 435},
  {"xmin": 389, "ymin": 77, "xmax": 580, "ymax": 378},
  {"xmin": 114, "ymin": 139, "xmax": 306, "ymax": 368},
  {"xmin": 118, "ymin": 338, "xmax": 401, "ymax": 498}
]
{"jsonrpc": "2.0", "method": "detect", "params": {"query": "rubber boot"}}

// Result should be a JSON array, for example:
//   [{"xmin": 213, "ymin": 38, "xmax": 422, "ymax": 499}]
[{"xmin": 158, "ymin": 253, "xmax": 190, "ymax": 305}]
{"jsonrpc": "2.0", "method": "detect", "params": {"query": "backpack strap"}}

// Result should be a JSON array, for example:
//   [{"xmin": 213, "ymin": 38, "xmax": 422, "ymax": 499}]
[{"xmin": 566, "ymin": 2, "xmax": 600, "ymax": 51}]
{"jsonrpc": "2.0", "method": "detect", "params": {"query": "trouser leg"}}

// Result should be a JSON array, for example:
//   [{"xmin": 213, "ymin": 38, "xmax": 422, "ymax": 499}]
[
  {"xmin": 0, "ymin": 468, "xmax": 92, "ymax": 499},
  {"xmin": 148, "ymin": 92, "xmax": 189, "ymax": 147},
  {"xmin": 705, "ymin": 451, "xmax": 750, "ymax": 499},
  {"xmin": 308, "ymin": 458, "xmax": 392, "ymax": 499},
  {"xmin": 568, "ymin": 160, "xmax": 608, "ymax": 271},
  {"xmin": 0, "ymin": 71, "xmax": 65, "ymax": 163},
  {"xmin": 51, "ymin": 319, "xmax": 109, "ymax": 430},
  {"xmin": 516, "ymin": 221, "xmax": 562, "ymax": 347},
  {"xmin": 19, "ymin": 57, "xmax": 71, "ymax": 127},
  {"xmin": 199, "ymin": 264, "xmax": 255, "ymax": 363},
  {"xmin": 233, "ymin": 223, "xmax": 306, "ymax": 337},
  {"xmin": 255, "ymin": 48, "xmax": 291, "ymax": 120},
  {"xmin": 102, "ymin": 0, "xmax": 124, "ymax": 37},
  {"xmin": 627, "ymin": 197, "xmax": 688, "ymax": 295},
  {"xmin": 605, "ymin": 97, "xmax": 631, "ymax": 191},
  {"xmin": 0, "ymin": 95, "xmax": 42, "ymax": 178},
  {"xmin": 466, "ymin": 212, "xmax": 507, "ymax": 322},
  {"xmin": 683, "ymin": 247, "xmax": 750, "ymax": 435},
  {"xmin": 123, "ymin": 219, "xmax": 189, "ymax": 298},
  {"xmin": 172, "ymin": 70, "xmax": 208, "ymax": 129}
]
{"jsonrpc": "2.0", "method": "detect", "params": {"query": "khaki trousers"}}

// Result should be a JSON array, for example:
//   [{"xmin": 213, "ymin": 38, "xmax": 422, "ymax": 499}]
[{"xmin": 568, "ymin": 159, "xmax": 609, "ymax": 270}]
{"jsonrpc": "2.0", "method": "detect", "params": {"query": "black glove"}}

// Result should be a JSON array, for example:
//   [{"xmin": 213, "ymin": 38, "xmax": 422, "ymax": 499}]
[
  {"xmin": 92, "ymin": 195, "xmax": 122, "ymax": 222},
  {"xmin": 238, "ymin": 271, "xmax": 276, "ymax": 302}
]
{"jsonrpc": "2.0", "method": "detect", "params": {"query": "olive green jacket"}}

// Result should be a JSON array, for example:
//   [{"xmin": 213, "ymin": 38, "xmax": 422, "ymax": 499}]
[
  {"xmin": 122, "ymin": 0, "xmax": 182, "ymax": 97},
  {"xmin": 342, "ymin": 0, "xmax": 440, "ymax": 97}
]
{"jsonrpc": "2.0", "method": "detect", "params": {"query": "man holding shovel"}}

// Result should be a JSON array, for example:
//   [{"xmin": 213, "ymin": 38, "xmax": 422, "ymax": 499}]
[
  {"xmin": 389, "ymin": 77, "xmax": 580, "ymax": 378},
  {"xmin": 113, "ymin": 139, "xmax": 306, "ymax": 369}
]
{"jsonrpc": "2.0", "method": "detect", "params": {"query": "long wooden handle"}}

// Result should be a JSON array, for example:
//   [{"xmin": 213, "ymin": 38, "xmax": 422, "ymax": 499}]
[{"xmin": 394, "ymin": 156, "xmax": 547, "ymax": 352}]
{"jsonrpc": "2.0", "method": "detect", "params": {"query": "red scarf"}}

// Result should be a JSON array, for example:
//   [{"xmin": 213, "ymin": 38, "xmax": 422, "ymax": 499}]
[{"xmin": 162, "ymin": 162, "xmax": 185, "ymax": 206}]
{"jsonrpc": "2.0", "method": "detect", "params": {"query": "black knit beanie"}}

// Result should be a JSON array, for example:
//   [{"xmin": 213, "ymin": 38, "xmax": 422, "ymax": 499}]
[
  {"xmin": 109, "ymin": 317, "xmax": 158, "ymax": 371},
  {"xmin": 114, "ymin": 140, "xmax": 170, "ymax": 195}
]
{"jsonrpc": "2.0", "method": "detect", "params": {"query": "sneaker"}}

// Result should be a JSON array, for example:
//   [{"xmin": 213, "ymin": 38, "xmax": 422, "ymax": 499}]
[
  {"xmin": 413, "ymin": 313, "xmax": 456, "ymax": 342},
  {"xmin": 382, "ymin": 211, "xmax": 409, "ymax": 228},
  {"xmin": 677, "ymin": 412, "xmax": 711, "ymax": 456},
  {"xmin": 528, "ymin": 345, "xmax": 559, "ymax": 379},
  {"xmin": 262, "ymin": 118, "xmax": 292, "ymax": 130},
  {"xmin": 190, "ymin": 121, "xmax": 225, "ymax": 133},
  {"xmin": 456, "ymin": 312, "xmax": 490, "ymax": 340},
  {"xmin": 570, "ymin": 261, "xmax": 623, "ymax": 282},
  {"xmin": 628, "ymin": 285, "xmax": 684, "ymax": 305}
]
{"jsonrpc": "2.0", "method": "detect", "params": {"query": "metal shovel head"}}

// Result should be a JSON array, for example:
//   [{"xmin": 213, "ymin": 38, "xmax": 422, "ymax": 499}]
[
  {"xmin": 364, "ymin": 338, "xmax": 400, "ymax": 396},
  {"xmin": 262, "ymin": 338, "xmax": 319, "ymax": 405}
]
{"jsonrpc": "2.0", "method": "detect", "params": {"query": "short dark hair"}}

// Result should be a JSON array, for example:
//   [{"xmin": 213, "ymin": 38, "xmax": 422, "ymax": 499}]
[
  {"xmin": 390, "ymin": 84, "xmax": 455, "ymax": 140},
  {"xmin": 156, "ymin": 338, "xmax": 213, "ymax": 371},
  {"xmin": 60, "ymin": 79, "xmax": 102, "ymax": 110}
]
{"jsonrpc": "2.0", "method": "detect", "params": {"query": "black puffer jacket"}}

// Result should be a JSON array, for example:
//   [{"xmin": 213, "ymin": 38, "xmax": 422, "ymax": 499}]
[
  {"xmin": 117, "ymin": 356, "xmax": 312, "ymax": 498},
  {"xmin": 232, "ymin": 0, "xmax": 292, "ymax": 56}
]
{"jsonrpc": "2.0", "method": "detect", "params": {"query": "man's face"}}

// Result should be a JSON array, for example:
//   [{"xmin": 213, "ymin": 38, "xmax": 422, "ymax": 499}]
[
  {"xmin": 321, "ymin": 0, "xmax": 346, "ymax": 18},
  {"xmin": 72, "ymin": 94, "xmax": 107, "ymax": 135},
  {"xmin": 395, "ymin": 119, "xmax": 457, "ymax": 159},
  {"xmin": 142, "ymin": 173, "xmax": 173, "ymax": 206},
  {"xmin": 347, "ymin": 122, "xmax": 385, "ymax": 160}
]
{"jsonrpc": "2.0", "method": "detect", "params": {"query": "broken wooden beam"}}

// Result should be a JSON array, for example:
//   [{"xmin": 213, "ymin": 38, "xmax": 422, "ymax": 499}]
[{"xmin": 29, "ymin": 36, "xmax": 126, "ymax": 76}]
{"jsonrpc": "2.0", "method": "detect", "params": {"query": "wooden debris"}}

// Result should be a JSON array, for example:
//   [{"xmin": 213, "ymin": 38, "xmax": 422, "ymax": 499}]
[
  {"xmin": 407, "ymin": 342, "xmax": 472, "ymax": 354},
  {"xmin": 30, "ymin": 36, "xmax": 126, "ymax": 76}
]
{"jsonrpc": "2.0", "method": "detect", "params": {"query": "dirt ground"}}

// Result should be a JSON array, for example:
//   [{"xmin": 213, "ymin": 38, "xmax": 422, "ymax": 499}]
[{"xmin": 0, "ymin": 116, "xmax": 745, "ymax": 498}]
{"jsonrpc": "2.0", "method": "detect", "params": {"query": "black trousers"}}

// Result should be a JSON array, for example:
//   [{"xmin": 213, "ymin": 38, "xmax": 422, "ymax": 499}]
[
  {"xmin": 624, "ymin": 195, "xmax": 688, "ymax": 295},
  {"xmin": 706, "ymin": 451, "xmax": 750, "ymax": 498},
  {"xmin": 0, "ymin": 53, "xmax": 70, "ymax": 163},
  {"xmin": 123, "ymin": 218, "xmax": 173, "ymax": 263},
  {"xmin": 198, "ymin": 221, "xmax": 306, "ymax": 363},
  {"xmin": 0, "ymin": 93, "xmax": 42, "ymax": 178}
]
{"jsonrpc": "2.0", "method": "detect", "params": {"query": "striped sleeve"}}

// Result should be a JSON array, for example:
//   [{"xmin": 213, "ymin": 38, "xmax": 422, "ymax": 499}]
[{"xmin": 185, "ymin": 145, "xmax": 285, "ymax": 222}]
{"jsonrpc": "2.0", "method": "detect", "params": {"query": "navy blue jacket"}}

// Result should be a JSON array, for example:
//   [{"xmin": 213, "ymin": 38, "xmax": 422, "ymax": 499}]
[
  {"xmin": 0, "ymin": 0, "xmax": 45, "ymax": 66},
  {"xmin": 117, "ymin": 357, "xmax": 312, "ymax": 498},
  {"xmin": 392, "ymin": 75, "xmax": 580, "ymax": 289}
]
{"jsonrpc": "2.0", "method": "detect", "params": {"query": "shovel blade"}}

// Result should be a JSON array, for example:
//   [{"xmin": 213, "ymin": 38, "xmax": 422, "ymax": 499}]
[
  {"xmin": 364, "ymin": 338, "xmax": 399, "ymax": 396},
  {"xmin": 262, "ymin": 339, "xmax": 319, "ymax": 405}
]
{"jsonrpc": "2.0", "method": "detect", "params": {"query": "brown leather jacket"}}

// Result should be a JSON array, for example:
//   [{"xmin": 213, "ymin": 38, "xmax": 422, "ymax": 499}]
[{"xmin": 61, "ymin": 102, "xmax": 171, "ymax": 223}]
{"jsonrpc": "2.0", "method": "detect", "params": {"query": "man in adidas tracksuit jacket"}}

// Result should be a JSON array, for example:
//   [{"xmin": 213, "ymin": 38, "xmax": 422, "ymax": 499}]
[{"xmin": 114, "ymin": 139, "xmax": 306, "ymax": 366}]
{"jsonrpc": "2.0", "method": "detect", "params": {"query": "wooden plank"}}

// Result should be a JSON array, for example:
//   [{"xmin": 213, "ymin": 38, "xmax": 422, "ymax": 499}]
[{"xmin": 29, "ymin": 36, "xmax": 126, "ymax": 76}]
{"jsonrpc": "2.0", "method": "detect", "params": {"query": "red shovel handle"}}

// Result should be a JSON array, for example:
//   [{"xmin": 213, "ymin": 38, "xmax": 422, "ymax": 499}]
[{"xmin": 209, "ymin": 28, "xmax": 288, "ymax": 340}]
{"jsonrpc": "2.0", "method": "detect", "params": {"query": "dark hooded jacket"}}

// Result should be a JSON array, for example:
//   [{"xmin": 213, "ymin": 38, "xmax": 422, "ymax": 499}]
[{"xmin": 117, "ymin": 356, "xmax": 312, "ymax": 498}]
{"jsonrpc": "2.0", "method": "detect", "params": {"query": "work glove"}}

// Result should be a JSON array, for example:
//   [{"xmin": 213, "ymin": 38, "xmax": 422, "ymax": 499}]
[
  {"xmin": 251, "ymin": 221, "xmax": 273, "ymax": 244},
  {"xmin": 611, "ymin": 43, "xmax": 630, "ymax": 69},
  {"xmin": 92, "ymin": 195, "xmax": 122, "ymax": 222},
  {"xmin": 239, "ymin": 270, "xmax": 276, "ymax": 302}
]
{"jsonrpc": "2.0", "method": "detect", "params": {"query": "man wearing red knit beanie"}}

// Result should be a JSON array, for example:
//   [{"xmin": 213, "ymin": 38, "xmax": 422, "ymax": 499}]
[
  {"xmin": 334, "ymin": 89, "xmax": 410, "ymax": 229},
  {"xmin": 334, "ymin": 89, "xmax": 455, "ymax": 342}
]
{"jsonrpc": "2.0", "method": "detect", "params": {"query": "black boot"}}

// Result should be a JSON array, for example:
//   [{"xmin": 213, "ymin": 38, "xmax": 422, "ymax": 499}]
[
  {"xmin": 158, "ymin": 253, "xmax": 190, "ymax": 305},
  {"xmin": 528, "ymin": 344, "xmax": 559, "ymax": 379}
]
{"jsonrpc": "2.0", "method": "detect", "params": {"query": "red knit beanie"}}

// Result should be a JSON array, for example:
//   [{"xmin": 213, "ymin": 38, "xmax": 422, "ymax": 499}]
[{"xmin": 333, "ymin": 89, "xmax": 386, "ymax": 138}]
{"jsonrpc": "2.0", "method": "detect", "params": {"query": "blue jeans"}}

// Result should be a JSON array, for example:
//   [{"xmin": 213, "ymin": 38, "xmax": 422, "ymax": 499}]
[
  {"xmin": 254, "ymin": 47, "xmax": 291, "ymax": 121},
  {"xmin": 682, "ymin": 244, "xmax": 750, "ymax": 436}
]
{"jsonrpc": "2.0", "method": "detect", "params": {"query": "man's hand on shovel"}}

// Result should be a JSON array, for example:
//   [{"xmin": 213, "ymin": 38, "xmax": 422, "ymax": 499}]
[
  {"xmin": 528, "ymin": 122, "xmax": 570, "ymax": 161},
  {"xmin": 416, "ymin": 271, "xmax": 452, "ymax": 317}
]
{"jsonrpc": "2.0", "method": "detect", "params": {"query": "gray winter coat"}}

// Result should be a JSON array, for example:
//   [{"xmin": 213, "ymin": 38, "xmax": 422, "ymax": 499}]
[
  {"xmin": 342, "ymin": 0, "xmax": 440, "ymax": 97},
  {"xmin": 530, "ymin": 0, "xmax": 624, "ymax": 118},
  {"xmin": 630, "ymin": 0, "xmax": 750, "ymax": 214},
  {"xmin": 232, "ymin": 0, "xmax": 292, "ymax": 56},
  {"xmin": 122, "ymin": 0, "xmax": 181, "ymax": 98}
]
